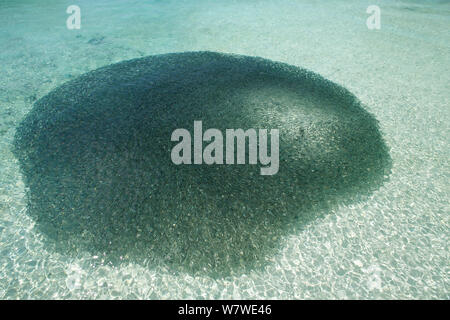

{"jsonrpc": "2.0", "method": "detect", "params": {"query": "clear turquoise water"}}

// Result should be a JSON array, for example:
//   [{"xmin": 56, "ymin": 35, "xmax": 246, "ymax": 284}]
[{"xmin": 0, "ymin": 0, "xmax": 449, "ymax": 299}]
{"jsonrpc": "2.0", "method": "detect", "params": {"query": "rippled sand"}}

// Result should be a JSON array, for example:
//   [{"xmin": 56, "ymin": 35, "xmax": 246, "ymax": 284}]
[{"xmin": 0, "ymin": 0, "xmax": 448, "ymax": 299}]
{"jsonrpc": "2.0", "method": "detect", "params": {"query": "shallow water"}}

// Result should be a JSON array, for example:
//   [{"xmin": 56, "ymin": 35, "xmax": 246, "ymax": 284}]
[{"xmin": 0, "ymin": 0, "xmax": 449, "ymax": 299}]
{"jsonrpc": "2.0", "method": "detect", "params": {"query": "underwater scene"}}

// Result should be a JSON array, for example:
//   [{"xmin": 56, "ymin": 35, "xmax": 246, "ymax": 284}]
[{"xmin": 0, "ymin": 0, "xmax": 448, "ymax": 299}]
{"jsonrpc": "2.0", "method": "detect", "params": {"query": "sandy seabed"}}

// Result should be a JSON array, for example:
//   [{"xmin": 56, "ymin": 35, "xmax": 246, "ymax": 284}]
[{"xmin": 0, "ymin": 0, "xmax": 448, "ymax": 299}]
